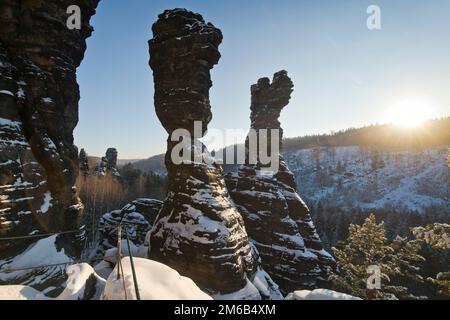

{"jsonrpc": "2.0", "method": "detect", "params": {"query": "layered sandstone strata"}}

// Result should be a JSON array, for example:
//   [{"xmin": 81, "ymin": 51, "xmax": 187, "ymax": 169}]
[
  {"xmin": 0, "ymin": 0, "xmax": 99, "ymax": 266},
  {"xmin": 148, "ymin": 9, "xmax": 280, "ymax": 298},
  {"xmin": 226, "ymin": 71, "xmax": 336, "ymax": 293}
]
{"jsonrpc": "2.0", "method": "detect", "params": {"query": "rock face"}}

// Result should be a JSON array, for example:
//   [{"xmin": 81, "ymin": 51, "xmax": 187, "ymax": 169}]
[
  {"xmin": 148, "ymin": 9, "xmax": 272, "ymax": 298},
  {"xmin": 0, "ymin": 1, "xmax": 100, "ymax": 261},
  {"xmin": 91, "ymin": 199, "xmax": 163, "ymax": 263},
  {"xmin": 94, "ymin": 148, "xmax": 121, "ymax": 179},
  {"xmin": 225, "ymin": 71, "xmax": 336, "ymax": 293}
]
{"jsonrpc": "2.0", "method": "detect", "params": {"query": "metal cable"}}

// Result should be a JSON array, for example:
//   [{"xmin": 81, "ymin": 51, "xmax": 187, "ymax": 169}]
[{"xmin": 0, "ymin": 229, "xmax": 87, "ymax": 241}]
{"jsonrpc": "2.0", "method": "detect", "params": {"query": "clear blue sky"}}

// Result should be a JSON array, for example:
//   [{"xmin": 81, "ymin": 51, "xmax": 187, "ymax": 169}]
[{"xmin": 75, "ymin": 0, "xmax": 450, "ymax": 159}]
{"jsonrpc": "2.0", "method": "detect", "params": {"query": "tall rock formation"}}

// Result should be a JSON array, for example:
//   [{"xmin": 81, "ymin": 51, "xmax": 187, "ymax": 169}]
[
  {"xmin": 0, "ymin": 0, "xmax": 100, "ymax": 266},
  {"xmin": 79, "ymin": 148, "xmax": 90, "ymax": 176},
  {"xmin": 148, "ymin": 9, "xmax": 280, "ymax": 299},
  {"xmin": 94, "ymin": 148, "xmax": 121, "ymax": 179},
  {"xmin": 225, "ymin": 71, "xmax": 336, "ymax": 293},
  {"xmin": 91, "ymin": 198, "xmax": 163, "ymax": 264}
]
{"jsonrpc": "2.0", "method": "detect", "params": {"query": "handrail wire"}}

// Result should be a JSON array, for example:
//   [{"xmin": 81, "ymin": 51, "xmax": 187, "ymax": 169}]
[{"xmin": 124, "ymin": 226, "xmax": 141, "ymax": 300}]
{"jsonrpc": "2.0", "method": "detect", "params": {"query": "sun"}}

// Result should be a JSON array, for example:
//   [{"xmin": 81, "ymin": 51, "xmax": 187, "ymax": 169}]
[{"xmin": 387, "ymin": 98, "xmax": 433, "ymax": 128}]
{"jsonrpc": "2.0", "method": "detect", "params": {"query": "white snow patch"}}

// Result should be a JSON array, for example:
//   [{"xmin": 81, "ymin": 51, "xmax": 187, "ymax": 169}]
[
  {"xmin": 43, "ymin": 136, "xmax": 57, "ymax": 151},
  {"xmin": 102, "ymin": 257, "xmax": 212, "ymax": 300},
  {"xmin": 103, "ymin": 240, "xmax": 139, "ymax": 265},
  {"xmin": 0, "ymin": 90, "xmax": 14, "ymax": 97},
  {"xmin": 0, "ymin": 160, "xmax": 13, "ymax": 166},
  {"xmin": 0, "ymin": 196, "xmax": 33, "ymax": 204},
  {"xmin": 0, "ymin": 285, "xmax": 49, "ymax": 300},
  {"xmin": 41, "ymin": 97, "xmax": 53, "ymax": 104},
  {"xmin": 0, "ymin": 235, "xmax": 70, "ymax": 271},
  {"xmin": 0, "ymin": 235, "xmax": 72, "ymax": 286},
  {"xmin": 16, "ymin": 88, "xmax": 25, "ymax": 98},
  {"xmin": 213, "ymin": 278, "xmax": 261, "ymax": 300},
  {"xmin": 0, "ymin": 139, "xmax": 28, "ymax": 147},
  {"xmin": 56, "ymin": 263, "xmax": 106, "ymax": 300},
  {"xmin": 40, "ymin": 191, "xmax": 53, "ymax": 214},
  {"xmin": 285, "ymin": 289, "xmax": 361, "ymax": 300},
  {"xmin": 251, "ymin": 268, "xmax": 283, "ymax": 300},
  {"xmin": 0, "ymin": 117, "xmax": 21, "ymax": 129},
  {"xmin": 17, "ymin": 210, "xmax": 32, "ymax": 216},
  {"xmin": 0, "ymin": 264, "xmax": 105, "ymax": 300}
]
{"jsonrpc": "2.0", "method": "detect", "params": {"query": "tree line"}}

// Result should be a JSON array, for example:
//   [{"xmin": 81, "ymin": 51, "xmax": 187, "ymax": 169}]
[{"xmin": 284, "ymin": 117, "xmax": 450, "ymax": 151}]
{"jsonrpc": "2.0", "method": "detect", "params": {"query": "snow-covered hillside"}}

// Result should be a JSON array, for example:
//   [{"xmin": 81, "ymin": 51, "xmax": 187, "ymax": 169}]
[
  {"xmin": 130, "ymin": 145, "xmax": 449, "ymax": 215},
  {"xmin": 283, "ymin": 146, "xmax": 449, "ymax": 214}
]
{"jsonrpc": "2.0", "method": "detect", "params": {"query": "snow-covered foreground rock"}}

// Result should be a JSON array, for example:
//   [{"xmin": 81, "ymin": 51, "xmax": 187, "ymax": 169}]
[
  {"xmin": 285, "ymin": 289, "xmax": 361, "ymax": 300},
  {"xmin": 0, "ymin": 263, "xmax": 105, "ymax": 300},
  {"xmin": 0, "ymin": 285, "xmax": 49, "ymax": 300},
  {"xmin": 102, "ymin": 257, "xmax": 212, "ymax": 300},
  {"xmin": 1, "ymin": 251, "xmax": 359, "ymax": 301},
  {"xmin": 0, "ymin": 234, "xmax": 353, "ymax": 301},
  {"xmin": 1, "ymin": 257, "xmax": 212, "ymax": 300},
  {"xmin": 56, "ymin": 264, "xmax": 105, "ymax": 300},
  {"xmin": 212, "ymin": 267, "xmax": 283, "ymax": 300},
  {"xmin": 0, "ymin": 235, "xmax": 73, "ymax": 290}
]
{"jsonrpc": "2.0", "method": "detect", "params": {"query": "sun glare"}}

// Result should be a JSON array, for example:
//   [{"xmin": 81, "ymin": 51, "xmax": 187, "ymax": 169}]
[{"xmin": 387, "ymin": 98, "xmax": 433, "ymax": 128}]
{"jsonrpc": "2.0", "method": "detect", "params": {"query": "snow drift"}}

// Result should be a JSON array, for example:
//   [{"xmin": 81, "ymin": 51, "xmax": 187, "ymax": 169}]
[
  {"xmin": 285, "ymin": 289, "xmax": 361, "ymax": 300},
  {"xmin": 101, "ymin": 257, "xmax": 212, "ymax": 300}
]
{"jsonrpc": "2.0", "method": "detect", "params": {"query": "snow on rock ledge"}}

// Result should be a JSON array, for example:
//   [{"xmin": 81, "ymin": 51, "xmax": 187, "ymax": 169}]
[
  {"xmin": 285, "ymin": 289, "xmax": 361, "ymax": 300},
  {"xmin": 0, "ymin": 263, "xmax": 105, "ymax": 300},
  {"xmin": 102, "ymin": 257, "xmax": 212, "ymax": 300},
  {"xmin": 0, "ymin": 285, "xmax": 49, "ymax": 300},
  {"xmin": 0, "ymin": 235, "xmax": 72, "ymax": 288},
  {"xmin": 56, "ymin": 263, "xmax": 105, "ymax": 300}
]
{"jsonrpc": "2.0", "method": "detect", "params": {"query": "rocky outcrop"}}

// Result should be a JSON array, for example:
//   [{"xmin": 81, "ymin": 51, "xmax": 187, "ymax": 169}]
[
  {"xmin": 79, "ymin": 148, "xmax": 90, "ymax": 176},
  {"xmin": 91, "ymin": 198, "xmax": 163, "ymax": 263},
  {"xmin": 0, "ymin": 262, "xmax": 106, "ymax": 300},
  {"xmin": 0, "ymin": 1, "xmax": 100, "ymax": 261},
  {"xmin": 148, "ymin": 9, "xmax": 279, "ymax": 299},
  {"xmin": 225, "ymin": 71, "xmax": 336, "ymax": 293},
  {"xmin": 130, "ymin": 198, "xmax": 164, "ymax": 225},
  {"xmin": 94, "ymin": 148, "xmax": 121, "ymax": 179}
]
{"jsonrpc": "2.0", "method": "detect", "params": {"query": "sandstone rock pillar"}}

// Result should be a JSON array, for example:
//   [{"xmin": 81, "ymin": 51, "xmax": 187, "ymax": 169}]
[
  {"xmin": 148, "ymin": 9, "xmax": 269, "ymax": 297},
  {"xmin": 226, "ymin": 71, "xmax": 336, "ymax": 293},
  {"xmin": 0, "ymin": 0, "xmax": 99, "ymax": 260}
]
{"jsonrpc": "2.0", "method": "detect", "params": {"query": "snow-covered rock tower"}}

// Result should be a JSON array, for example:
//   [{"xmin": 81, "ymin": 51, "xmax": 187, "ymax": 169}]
[
  {"xmin": 226, "ymin": 71, "xmax": 336, "ymax": 293},
  {"xmin": 148, "ymin": 9, "xmax": 278, "ymax": 298}
]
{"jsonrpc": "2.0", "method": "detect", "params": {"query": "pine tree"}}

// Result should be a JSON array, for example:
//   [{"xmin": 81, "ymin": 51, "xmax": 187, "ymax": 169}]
[
  {"xmin": 412, "ymin": 223, "xmax": 450, "ymax": 250},
  {"xmin": 413, "ymin": 223, "xmax": 450, "ymax": 298},
  {"xmin": 331, "ymin": 214, "xmax": 426, "ymax": 299},
  {"xmin": 428, "ymin": 272, "xmax": 450, "ymax": 298},
  {"xmin": 385, "ymin": 236, "xmax": 426, "ymax": 299},
  {"xmin": 331, "ymin": 214, "xmax": 396, "ymax": 299}
]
